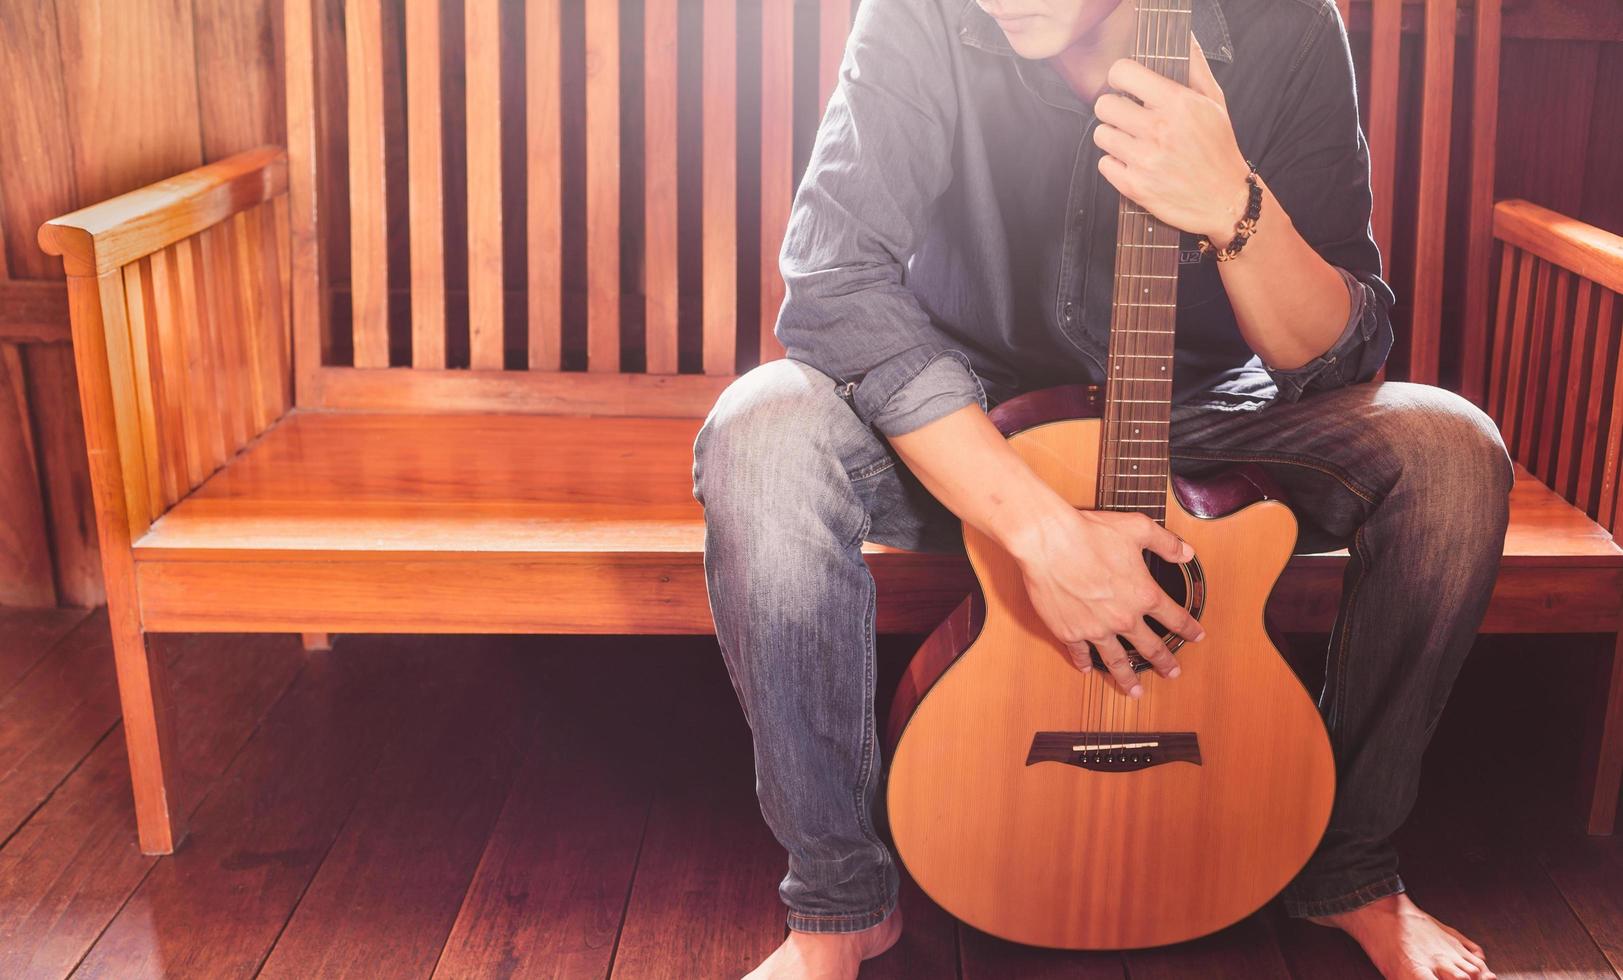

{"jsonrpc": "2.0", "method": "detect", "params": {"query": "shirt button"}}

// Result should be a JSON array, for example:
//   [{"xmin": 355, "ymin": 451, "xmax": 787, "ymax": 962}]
[{"xmin": 1063, "ymin": 302, "xmax": 1075, "ymax": 321}]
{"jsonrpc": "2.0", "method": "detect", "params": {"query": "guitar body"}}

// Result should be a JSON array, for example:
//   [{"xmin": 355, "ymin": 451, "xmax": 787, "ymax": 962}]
[{"xmin": 885, "ymin": 391, "xmax": 1335, "ymax": 950}]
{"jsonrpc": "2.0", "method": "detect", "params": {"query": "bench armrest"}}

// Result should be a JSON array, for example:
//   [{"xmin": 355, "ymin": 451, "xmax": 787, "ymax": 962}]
[
  {"xmin": 1485, "ymin": 199, "xmax": 1623, "ymax": 537},
  {"xmin": 39, "ymin": 146, "xmax": 287, "ymax": 278},
  {"xmin": 36, "ymin": 146, "xmax": 295, "ymax": 540}
]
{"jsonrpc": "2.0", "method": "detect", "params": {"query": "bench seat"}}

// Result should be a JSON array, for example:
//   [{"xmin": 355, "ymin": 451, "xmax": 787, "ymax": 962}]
[{"xmin": 131, "ymin": 409, "xmax": 1623, "ymax": 639}]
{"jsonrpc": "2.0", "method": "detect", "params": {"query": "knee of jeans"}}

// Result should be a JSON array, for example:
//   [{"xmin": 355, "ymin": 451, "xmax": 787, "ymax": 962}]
[
  {"xmin": 1389, "ymin": 385, "xmax": 1514, "ymax": 525},
  {"xmin": 692, "ymin": 360, "xmax": 846, "ymax": 521}
]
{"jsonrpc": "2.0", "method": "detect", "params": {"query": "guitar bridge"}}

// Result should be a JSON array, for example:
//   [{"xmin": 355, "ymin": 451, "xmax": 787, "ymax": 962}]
[{"xmin": 1026, "ymin": 731, "xmax": 1201, "ymax": 773}]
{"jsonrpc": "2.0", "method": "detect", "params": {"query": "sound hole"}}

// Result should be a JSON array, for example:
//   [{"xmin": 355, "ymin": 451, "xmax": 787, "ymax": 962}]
[{"xmin": 1088, "ymin": 552, "xmax": 1206, "ymax": 674}]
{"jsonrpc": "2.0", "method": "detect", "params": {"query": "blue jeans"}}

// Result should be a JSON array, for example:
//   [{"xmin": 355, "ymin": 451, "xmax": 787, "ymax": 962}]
[{"xmin": 691, "ymin": 358, "xmax": 1513, "ymax": 932}]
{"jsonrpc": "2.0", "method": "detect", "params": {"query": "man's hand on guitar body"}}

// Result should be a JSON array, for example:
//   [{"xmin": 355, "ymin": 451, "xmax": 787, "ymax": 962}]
[
  {"xmin": 887, "ymin": 405, "xmax": 1204, "ymax": 699},
  {"xmin": 1003, "ymin": 504, "xmax": 1204, "ymax": 698}
]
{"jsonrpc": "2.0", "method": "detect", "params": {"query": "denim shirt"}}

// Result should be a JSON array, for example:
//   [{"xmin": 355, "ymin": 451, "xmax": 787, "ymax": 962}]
[{"xmin": 774, "ymin": 0, "xmax": 1397, "ymax": 437}]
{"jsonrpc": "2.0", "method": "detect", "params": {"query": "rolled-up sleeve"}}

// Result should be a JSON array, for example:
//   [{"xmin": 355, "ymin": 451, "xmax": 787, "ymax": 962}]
[
  {"xmin": 774, "ymin": 0, "xmax": 986, "ymax": 437},
  {"xmin": 1257, "ymin": 6, "xmax": 1396, "ymax": 402}
]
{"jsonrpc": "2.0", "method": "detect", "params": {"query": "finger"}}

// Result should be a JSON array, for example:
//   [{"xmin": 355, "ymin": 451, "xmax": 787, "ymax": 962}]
[
  {"xmin": 1460, "ymin": 952, "xmax": 1490, "ymax": 976},
  {"xmin": 1065, "ymin": 641, "xmax": 1095, "ymax": 674},
  {"xmin": 1097, "ymin": 153, "xmax": 1134, "ymax": 199},
  {"xmin": 1091, "ymin": 123, "xmax": 1144, "ymax": 166},
  {"xmin": 1094, "ymin": 92, "xmax": 1154, "ymax": 138},
  {"xmin": 1133, "ymin": 516, "xmax": 1195, "ymax": 564},
  {"xmin": 1125, "ymin": 620, "xmax": 1180, "ymax": 679},
  {"xmin": 1150, "ymin": 592, "xmax": 1206, "ymax": 643},
  {"xmin": 1094, "ymin": 636, "xmax": 1143, "ymax": 698},
  {"xmin": 1107, "ymin": 56, "xmax": 1181, "ymax": 108},
  {"xmin": 1188, "ymin": 34, "xmax": 1225, "ymax": 105}
]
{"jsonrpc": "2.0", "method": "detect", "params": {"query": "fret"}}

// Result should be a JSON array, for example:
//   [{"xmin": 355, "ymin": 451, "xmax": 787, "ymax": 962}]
[
  {"xmin": 1113, "ymin": 456, "xmax": 1168, "ymax": 462},
  {"xmin": 1120, "ymin": 243, "xmax": 1179, "ymax": 249},
  {"xmin": 1120, "ymin": 273, "xmax": 1178, "ymax": 280},
  {"xmin": 1112, "ymin": 376, "xmax": 1172, "ymax": 383},
  {"xmin": 1099, "ymin": 488, "xmax": 1167, "ymax": 495}
]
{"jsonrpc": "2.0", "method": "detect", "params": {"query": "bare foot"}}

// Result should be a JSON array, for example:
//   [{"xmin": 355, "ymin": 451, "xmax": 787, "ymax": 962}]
[
  {"xmin": 1309, "ymin": 893, "xmax": 1495, "ymax": 979},
  {"xmin": 743, "ymin": 906, "xmax": 904, "ymax": 980}
]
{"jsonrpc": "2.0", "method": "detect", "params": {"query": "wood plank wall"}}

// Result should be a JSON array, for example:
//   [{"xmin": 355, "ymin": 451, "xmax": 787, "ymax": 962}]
[{"xmin": 0, "ymin": 0, "xmax": 1618, "ymax": 609}]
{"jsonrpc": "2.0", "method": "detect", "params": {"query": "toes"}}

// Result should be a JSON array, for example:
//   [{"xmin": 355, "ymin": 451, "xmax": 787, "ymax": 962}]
[{"xmin": 1439, "ymin": 922, "xmax": 1485, "ymax": 957}]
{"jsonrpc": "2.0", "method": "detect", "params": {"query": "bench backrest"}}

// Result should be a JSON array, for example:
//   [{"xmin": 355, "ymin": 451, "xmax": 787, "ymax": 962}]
[{"xmin": 284, "ymin": 0, "xmax": 1498, "ymax": 418}]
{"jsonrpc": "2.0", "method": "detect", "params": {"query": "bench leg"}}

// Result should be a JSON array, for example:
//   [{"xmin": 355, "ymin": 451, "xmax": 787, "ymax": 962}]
[
  {"xmin": 111, "ymin": 623, "xmax": 185, "ymax": 854},
  {"xmin": 301, "ymin": 632, "xmax": 332, "ymax": 652},
  {"xmin": 1580, "ymin": 631, "xmax": 1623, "ymax": 835}
]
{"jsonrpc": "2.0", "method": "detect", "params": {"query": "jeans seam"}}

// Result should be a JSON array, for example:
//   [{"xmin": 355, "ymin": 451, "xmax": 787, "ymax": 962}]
[{"xmin": 1327, "ymin": 524, "xmax": 1370, "ymax": 730}]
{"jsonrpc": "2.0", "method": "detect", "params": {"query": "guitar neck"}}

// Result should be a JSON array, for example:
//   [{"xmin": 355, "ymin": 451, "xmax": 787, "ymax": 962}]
[{"xmin": 1098, "ymin": 1, "xmax": 1193, "ymax": 524}]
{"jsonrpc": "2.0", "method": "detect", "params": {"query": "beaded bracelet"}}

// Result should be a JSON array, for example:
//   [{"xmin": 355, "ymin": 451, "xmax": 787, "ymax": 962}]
[{"xmin": 1198, "ymin": 161, "xmax": 1263, "ymax": 263}]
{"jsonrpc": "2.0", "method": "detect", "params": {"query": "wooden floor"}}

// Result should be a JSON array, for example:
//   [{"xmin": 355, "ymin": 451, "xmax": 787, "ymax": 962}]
[{"xmin": 1, "ymin": 608, "xmax": 1620, "ymax": 979}]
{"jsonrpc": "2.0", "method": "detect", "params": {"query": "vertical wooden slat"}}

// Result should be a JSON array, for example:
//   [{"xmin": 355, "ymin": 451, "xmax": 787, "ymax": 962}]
[
  {"xmin": 120, "ymin": 260, "xmax": 171, "ymax": 516},
  {"xmin": 148, "ymin": 247, "xmax": 201, "ymax": 495},
  {"xmin": 1366, "ymin": 0, "xmax": 1401, "ymax": 263},
  {"xmin": 1334, "ymin": 0, "xmax": 1350, "ymax": 26},
  {"xmin": 346, "ymin": 0, "xmax": 390, "ymax": 368},
  {"xmin": 175, "ymin": 237, "xmax": 229, "ymax": 475},
  {"xmin": 285, "ymin": 0, "xmax": 328, "ymax": 397},
  {"xmin": 1408, "ymin": 0, "xmax": 1457, "ymax": 385},
  {"xmin": 1459, "ymin": 0, "xmax": 1501, "ymax": 405},
  {"xmin": 1594, "ymin": 292, "xmax": 1622, "ymax": 527},
  {"xmin": 258, "ymin": 202, "xmax": 296, "ymax": 419},
  {"xmin": 585, "ymin": 0, "xmax": 621, "ymax": 372},
  {"xmin": 466, "ymin": 0, "xmax": 505, "ymax": 370},
  {"xmin": 759, "ymin": 0, "xmax": 793, "ymax": 364},
  {"xmin": 406, "ymin": 0, "xmax": 446, "ymax": 369},
  {"xmin": 528, "ymin": 0, "xmax": 563, "ymax": 371},
  {"xmin": 1534, "ymin": 271, "xmax": 1573, "ymax": 482},
  {"xmin": 1578, "ymin": 291, "xmax": 1618, "ymax": 513},
  {"xmin": 1486, "ymin": 242, "xmax": 1516, "ymax": 420},
  {"xmin": 818, "ymin": 0, "xmax": 849, "ymax": 109},
  {"xmin": 199, "ymin": 224, "xmax": 253, "ymax": 454},
  {"xmin": 274, "ymin": 195, "xmax": 293, "ymax": 340},
  {"xmin": 1499, "ymin": 254, "xmax": 1537, "ymax": 452},
  {"xmin": 1554, "ymin": 280, "xmax": 1597, "ymax": 498},
  {"xmin": 230, "ymin": 211, "xmax": 274, "ymax": 434},
  {"xmin": 702, "ymin": 0, "xmax": 737, "ymax": 376},
  {"xmin": 644, "ymin": 0, "xmax": 680, "ymax": 375},
  {"xmin": 1514, "ymin": 260, "xmax": 1554, "ymax": 462}
]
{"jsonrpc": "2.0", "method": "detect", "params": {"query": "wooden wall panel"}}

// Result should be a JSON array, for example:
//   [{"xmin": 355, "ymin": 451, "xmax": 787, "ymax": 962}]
[
  {"xmin": 53, "ymin": 0, "xmax": 206, "ymax": 206},
  {"xmin": 0, "ymin": 0, "xmax": 78, "ymax": 280},
  {"xmin": 192, "ymin": 0, "xmax": 287, "ymax": 160},
  {"xmin": 0, "ymin": 346, "xmax": 55, "ymax": 606}
]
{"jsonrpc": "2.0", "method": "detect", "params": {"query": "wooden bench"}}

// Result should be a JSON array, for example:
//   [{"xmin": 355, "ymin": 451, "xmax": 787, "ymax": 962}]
[{"xmin": 37, "ymin": 0, "xmax": 1623, "ymax": 857}]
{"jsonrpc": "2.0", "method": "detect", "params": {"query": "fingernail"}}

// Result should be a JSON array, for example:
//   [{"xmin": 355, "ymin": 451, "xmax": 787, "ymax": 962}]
[
  {"xmin": 1168, "ymin": 666, "xmax": 1181, "ymax": 678},
  {"xmin": 1129, "ymin": 685, "xmax": 1143, "ymax": 699},
  {"xmin": 1194, "ymin": 630, "xmax": 1207, "ymax": 642}
]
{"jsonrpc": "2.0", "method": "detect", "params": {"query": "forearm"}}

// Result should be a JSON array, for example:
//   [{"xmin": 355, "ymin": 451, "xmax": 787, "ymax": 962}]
[
  {"xmin": 1215, "ymin": 179, "xmax": 1352, "ymax": 372},
  {"xmin": 887, "ymin": 404, "xmax": 1074, "ymax": 563}
]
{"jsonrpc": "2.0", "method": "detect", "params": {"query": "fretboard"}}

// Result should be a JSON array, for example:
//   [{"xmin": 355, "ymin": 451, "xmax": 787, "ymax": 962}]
[{"xmin": 1097, "ymin": 0, "xmax": 1193, "ymax": 524}]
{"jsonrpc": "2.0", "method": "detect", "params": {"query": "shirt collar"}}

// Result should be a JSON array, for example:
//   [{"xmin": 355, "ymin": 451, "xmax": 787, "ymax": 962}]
[{"xmin": 957, "ymin": 0, "xmax": 1236, "ymax": 65}]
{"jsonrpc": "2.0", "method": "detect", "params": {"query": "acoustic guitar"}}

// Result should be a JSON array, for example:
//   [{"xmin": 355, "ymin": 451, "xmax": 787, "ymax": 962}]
[{"xmin": 883, "ymin": 0, "xmax": 1336, "ymax": 950}]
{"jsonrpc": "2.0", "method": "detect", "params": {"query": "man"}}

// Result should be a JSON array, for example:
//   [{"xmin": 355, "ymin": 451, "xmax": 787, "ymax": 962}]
[{"xmin": 691, "ymin": 0, "xmax": 1512, "ymax": 977}]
